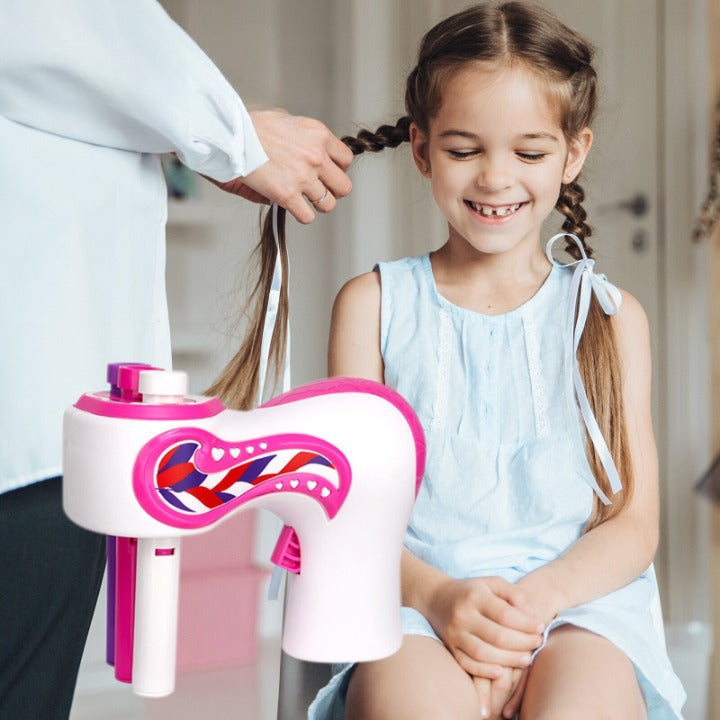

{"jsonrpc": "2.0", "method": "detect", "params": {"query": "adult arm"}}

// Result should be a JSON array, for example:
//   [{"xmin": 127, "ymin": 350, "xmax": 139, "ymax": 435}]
[
  {"xmin": 0, "ymin": 0, "xmax": 265, "ymax": 178},
  {"xmin": 0, "ymin": 0, "xmax": 352, "ymax": 221}
]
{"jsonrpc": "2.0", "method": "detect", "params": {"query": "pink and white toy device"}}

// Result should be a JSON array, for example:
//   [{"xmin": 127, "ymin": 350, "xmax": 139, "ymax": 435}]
[{"xmin": 63, "ymin": 362, "xmax": 425, "ymax": 697}]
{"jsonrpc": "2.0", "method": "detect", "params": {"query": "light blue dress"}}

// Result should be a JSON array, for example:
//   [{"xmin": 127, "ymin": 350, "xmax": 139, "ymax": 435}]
[{"xmin": 309, "ymin": 254, "xmax": 685, "ymax": 719}]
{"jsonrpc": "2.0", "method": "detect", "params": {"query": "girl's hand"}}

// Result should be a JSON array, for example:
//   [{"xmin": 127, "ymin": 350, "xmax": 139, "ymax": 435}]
[
  {"xmin": 499, "ymin": 668, "xmax": 529, "ymax": 719},
  {"xmin": 472, "ymin": 668, "xmax": 528, "ymax": 720},
  {"xmin": 514, "ymin": 570, "xmax": 564, "ymax": 629},
  {"xmin": 427, "ymin": 576, "xmax": 545, "ymax": 678}
]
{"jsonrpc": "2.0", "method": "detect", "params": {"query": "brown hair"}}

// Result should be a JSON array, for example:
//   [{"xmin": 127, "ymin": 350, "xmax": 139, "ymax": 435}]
[
  {"xmin": 205, "ymin": 207, "xmax": 289, "ymax": 409},
  {"xmin": 208, "ymin": 1, "xmax": 630, "ymax": 528}
]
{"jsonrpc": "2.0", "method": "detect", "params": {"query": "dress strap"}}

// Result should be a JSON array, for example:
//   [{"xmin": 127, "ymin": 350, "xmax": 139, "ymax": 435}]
[{"xmin": 545, "ymin": 233, "xmax": 623, "ymax": 505}]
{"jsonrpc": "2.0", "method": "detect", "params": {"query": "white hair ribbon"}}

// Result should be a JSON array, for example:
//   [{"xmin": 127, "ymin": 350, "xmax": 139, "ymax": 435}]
[
  {"xmin": 545, "ymin": 233, "xmax": 623, "ymax": 505},
  {"xmin": 261, "ymin": 203, "xmax": 292, "ymax": 604},
  {"xmin": 256, "ymin": 203, "xmax": 291, "ymax": 407}
]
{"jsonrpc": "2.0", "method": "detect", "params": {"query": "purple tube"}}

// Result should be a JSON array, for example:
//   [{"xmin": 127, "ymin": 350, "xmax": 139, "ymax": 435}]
[{"xmin": 106, "ymin": 536, "xmax": 117, "ymax": 666}]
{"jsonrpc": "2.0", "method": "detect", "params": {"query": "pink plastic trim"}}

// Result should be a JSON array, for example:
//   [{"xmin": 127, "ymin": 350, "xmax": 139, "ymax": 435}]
[
  {"xmin": 270, "ymin": 525, "xmax": 301, "ymax": 574},
  {"xmin": 262, "ymin": 377, "xmax": 426, "ymax": 495},
  {"xmin": 133, "ymin": 428, "xmax": 351, "ymax": 530},
  {"xmin": 114, "ymin": 537, "xmax": 137, "ymax": 684},
  {"xmin": 74, "ymin": 392, "xmax": 224, "ymax": 421}
]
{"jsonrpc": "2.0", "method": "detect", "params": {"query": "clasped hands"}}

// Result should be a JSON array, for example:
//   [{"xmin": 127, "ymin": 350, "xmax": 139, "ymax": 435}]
[{"xmin": 426, "ymin": 576, "xmax": 552, "ymax": 720}]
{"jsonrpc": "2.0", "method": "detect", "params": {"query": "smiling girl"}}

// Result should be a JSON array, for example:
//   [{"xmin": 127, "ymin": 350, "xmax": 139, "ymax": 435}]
[{"xmin": 305, "ymin": 2, "xmax": 685, "ymax": 719}]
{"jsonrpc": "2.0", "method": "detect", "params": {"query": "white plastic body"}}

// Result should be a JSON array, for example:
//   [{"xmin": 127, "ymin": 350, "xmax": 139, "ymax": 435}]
[
  {"xmin": 63, "ymin": 388, "xmax": 419, "ymax": 695},
  {"xmin": 132, "ymin": 537, "xmax": 180, "ymax": 697}
]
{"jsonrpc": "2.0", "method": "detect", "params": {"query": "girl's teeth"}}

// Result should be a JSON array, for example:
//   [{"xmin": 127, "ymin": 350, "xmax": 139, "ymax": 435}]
[{"xmin": 473, "ymin": 202, "xmax": 521, "ymax": 217}]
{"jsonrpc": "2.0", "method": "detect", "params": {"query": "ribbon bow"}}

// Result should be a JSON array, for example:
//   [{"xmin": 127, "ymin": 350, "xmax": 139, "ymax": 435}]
[{"xmin": 545, "ymin": 233, "xmax": 623, "ymax": 505}]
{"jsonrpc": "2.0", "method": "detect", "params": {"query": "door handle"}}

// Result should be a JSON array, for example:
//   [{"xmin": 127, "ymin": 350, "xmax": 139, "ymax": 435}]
[{"xmin": 598, "ymin": 192, "xmax": 649, "ymax": 218}]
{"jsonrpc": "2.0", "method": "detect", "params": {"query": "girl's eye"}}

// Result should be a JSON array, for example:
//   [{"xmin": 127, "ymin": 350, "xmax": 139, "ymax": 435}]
[
  {"xmin": 517, "ymin": 152, "xmax": 547, "ymax": 161},
  {"xmin": 448, "ymin": 149, "xmax": 480, "ymax": 159}
]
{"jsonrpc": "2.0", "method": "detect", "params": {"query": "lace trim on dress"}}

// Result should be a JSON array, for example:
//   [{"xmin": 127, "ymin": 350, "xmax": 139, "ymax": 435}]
[{"xmin": 522, "ymin": 307, "xmax": 550, "ymax": 438}]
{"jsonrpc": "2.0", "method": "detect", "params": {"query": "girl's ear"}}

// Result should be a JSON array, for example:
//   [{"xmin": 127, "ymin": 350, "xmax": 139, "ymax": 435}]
[
  {"xmin": 410, "ymin": 123, "xmax": 432, "ymax": 177},
  {"xmin": 563, "ymin": 127, "xmax": 593, "ymax": 184}
]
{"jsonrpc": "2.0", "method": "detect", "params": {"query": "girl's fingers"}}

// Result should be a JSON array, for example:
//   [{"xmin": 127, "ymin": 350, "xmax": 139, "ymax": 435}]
[
  {"xmin": 481, "ymin": 580, "xmax": 545, "ymax": 634},
  {"xmin": 455, "ymin": 643, "xmax": 531, "ymax": 676},
  {"xmin": 455, "ymin": 648, "xmax": 503, "ymax": 680},
  {"xmin": 502, "ymin": 668, "xmax": 529, "ymax": 719},
  {"xmin": 471, "ymin": 614, "xmax": 543, "ymax": 653},
  {"xmin": 472, "ymin": 675, "xmax": 493, "ymax": 720}
]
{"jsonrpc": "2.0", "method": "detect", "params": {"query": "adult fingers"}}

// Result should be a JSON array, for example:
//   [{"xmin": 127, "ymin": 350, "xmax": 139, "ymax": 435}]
[
  {"xmin": 317, "ymin": 147, "xmax": 353, "ymax": 200},
  {"xmin": 325, "ymin": 131, "xmax": 355, "ymax": 171},
  {"xmin": 305, "ymin": 183, "xmax": 336, "ymax": 215}
]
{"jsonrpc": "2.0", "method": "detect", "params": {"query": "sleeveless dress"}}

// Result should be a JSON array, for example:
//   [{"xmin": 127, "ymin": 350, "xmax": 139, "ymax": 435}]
[{"xmin": 308, "ymin": 254, "xmax": 685, "ymax": 719}]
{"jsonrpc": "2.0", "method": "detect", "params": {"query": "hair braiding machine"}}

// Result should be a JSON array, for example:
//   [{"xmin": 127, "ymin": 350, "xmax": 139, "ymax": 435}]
[
  {"xmin": 62, "ymin": 207, "xmax": 424, "ymax": 697},
  {"xmin": 62, "ymin": 363, "xmax": 424, "ymax": 697}
]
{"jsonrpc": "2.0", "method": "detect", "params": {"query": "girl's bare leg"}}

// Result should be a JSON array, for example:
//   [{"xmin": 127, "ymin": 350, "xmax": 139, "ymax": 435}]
[
  {"xmin": 346, "ymin": 635, "xmax": 483, "ymax": 720},
  {"xmin": 520, "ymin": 625, "xmax": 647, "ymax": 720}
]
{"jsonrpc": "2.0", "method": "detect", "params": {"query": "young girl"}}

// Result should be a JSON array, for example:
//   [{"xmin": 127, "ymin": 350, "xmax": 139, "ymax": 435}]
[{"xmin": 307, "ymin": 2, "xmax": 685, "ymax": 719}]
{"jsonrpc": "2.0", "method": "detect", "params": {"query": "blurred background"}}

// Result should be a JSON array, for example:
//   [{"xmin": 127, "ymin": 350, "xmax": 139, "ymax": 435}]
[{"xmin": 69, "ymin": 1, "xmax": 718, "ymax": 718}]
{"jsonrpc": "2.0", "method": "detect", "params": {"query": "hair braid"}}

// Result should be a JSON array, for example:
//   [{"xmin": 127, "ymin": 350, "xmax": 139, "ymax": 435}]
[
  {"xmin": 341, "ymin": 116, "xmax": 411, "ymax": 156},
  {"xmin": 556, "ymin": 179, "xmax": 593, "ymax": 258}
]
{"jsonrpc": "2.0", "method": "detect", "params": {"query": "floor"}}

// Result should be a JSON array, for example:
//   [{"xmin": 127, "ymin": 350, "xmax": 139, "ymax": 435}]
[{"xmin": 69, "ymin": 637, "xmax": 281, "ymax": 720}]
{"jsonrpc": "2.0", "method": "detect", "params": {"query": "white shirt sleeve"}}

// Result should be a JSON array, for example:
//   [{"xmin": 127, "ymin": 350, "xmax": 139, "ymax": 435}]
[{"xmin": 0, "ymin": 0, "xmax": 268, "ymax": 180}]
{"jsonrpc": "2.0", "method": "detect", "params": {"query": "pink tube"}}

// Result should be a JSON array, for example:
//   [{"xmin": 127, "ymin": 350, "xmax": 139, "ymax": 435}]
[{"xmin": 114, "ymin": 537, "xmax": 137, "ymax": 683}]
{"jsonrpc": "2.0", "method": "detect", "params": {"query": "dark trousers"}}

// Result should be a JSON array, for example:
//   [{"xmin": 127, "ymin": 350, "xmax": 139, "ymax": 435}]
[{"xmin": 0, "ymin": 477, "xmax": 106, "ymax": 720}]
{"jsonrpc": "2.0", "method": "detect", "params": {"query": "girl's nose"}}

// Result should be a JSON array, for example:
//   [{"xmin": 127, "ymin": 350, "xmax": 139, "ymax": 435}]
[{"xmin": 477, "ymin": 154, "xmax": 512, "ymax": 192}]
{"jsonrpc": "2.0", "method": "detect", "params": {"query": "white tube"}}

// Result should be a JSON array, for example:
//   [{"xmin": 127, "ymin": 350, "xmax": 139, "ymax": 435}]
[{"xmin": 132, "ymin": 537, "xmax": 181, "ymax": 697}]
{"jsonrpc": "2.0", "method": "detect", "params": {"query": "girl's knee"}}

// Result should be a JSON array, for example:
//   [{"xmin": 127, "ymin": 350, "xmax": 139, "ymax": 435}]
[
  {"xmin": 345, "ymin": 637, "xmax": 481, "ymax": 720},
  {"xmin": 520, "ymin": 626, "xmax": 647, "ymax": 720}
]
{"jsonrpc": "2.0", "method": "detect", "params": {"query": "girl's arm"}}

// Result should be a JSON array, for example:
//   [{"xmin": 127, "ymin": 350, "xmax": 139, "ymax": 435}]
[
  {"xmin": 328, "ymin": 271, "xmax": 544, "ymax": 677},
  {"xmin": 327, "ymin": 271, "xmax": 385, "ymax": 383},
  {"xmin": 516, "ymin": 289, "xmax": 660, "ymax": 623}
]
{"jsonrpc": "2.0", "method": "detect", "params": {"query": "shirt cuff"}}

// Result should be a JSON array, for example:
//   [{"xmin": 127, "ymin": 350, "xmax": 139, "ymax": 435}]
[
  {"xmin": 178, "ymin": 96, "xmax": 268, "ymax": 183},
  {"xmin": 238, "ymin": 102, "xmax": 269, "ymax": 177}
]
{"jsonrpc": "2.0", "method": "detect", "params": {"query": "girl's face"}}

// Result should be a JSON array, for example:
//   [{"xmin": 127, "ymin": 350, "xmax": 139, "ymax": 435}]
[{"xmin": 411, "ymin": 63, "xmax": 592, "ymax": 260}]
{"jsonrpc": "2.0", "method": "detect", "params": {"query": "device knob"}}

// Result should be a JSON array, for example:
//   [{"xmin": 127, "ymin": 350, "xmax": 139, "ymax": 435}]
[{"xmin": 138, "ymin": 370, "xmax": 189, "ymax": 404}]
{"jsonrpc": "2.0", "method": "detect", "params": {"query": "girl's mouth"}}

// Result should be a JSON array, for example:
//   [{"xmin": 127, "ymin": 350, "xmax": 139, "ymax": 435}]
[{"xmin": 465, "ymin": 200, "xmax": 527, "ymax": 221}]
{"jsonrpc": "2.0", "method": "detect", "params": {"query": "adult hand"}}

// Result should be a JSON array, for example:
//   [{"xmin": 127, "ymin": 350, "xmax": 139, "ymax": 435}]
[
  {"xmin": 426, "ymin": 576, "xmax": 544, "ymax": 680},
  {"xmin": 213, "ymin": 109, "xmax": 353, "ymax": 224}
]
